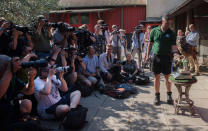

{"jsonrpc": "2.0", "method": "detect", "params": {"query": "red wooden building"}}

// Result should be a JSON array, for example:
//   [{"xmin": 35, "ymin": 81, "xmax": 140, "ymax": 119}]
[{"xmin": 49, "ymin": 0, "xmax": 146, "ymax": 34}]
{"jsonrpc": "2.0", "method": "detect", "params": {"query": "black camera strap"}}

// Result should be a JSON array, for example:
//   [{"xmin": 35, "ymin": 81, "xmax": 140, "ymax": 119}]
[{"xmin": 10, "ymin": 58, "xmax": 15, "ymax": 75}]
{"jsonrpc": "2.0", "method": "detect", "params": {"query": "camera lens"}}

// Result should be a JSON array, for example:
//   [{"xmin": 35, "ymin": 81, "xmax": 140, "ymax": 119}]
[{"xmin": 21, "ymin": 59, "xmax": 48, "ymax": 68}]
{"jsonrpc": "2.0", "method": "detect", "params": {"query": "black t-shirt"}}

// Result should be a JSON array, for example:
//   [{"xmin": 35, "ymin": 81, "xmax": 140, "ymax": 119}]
[
  {"xmin": 11, "ymin": 35, "xmax": 28, "ymax": 57},
  {"xmin": 0, "ymin": 31, "xmax": 12, "ymax": 56},
  {"xmin": 1, "ymin": 75, "xmax": 26, "ymax": 103},
  {"xmin": 122, "ymin": 60, "xmax": 137, "ymax": 74}
]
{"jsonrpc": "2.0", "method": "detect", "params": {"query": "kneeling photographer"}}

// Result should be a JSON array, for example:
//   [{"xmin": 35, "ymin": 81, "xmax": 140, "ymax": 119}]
[
  {"xmin": 121, "ymin": 53, "xmax": 139, "ymax": 84},
  {"xmin": 67, "ymin": 47, "xmax": 93, "ymax": 88},
  {"xmin": 0, "ymin": 55, "xmax": 42, "ymax": 131},
  {"xmin": 99, "ymin": 44, "xmax": 122, "ymax": 82}
]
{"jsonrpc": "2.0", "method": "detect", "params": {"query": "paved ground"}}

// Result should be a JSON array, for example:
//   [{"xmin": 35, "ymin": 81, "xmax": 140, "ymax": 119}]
[{"xmin": 41, "ymin": 67, "xmax": 208, "ymax": 131}]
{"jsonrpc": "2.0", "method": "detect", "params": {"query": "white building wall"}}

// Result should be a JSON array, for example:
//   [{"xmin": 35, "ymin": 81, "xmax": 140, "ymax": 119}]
[{"xmin": 146, "ymin": 0, "xmax": 187, "ymax": 19}]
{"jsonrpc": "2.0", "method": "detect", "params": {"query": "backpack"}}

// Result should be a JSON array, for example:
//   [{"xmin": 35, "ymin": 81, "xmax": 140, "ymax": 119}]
[
  {"xmin": 62, "ymin": 105, "xmax": 88, "ymax": 130},
  {"xmin": 117, "ymin": 84, "xmax": 137, "ymax": 94},
  {"xmin": 134, "ymin": 75, "xmax": 150, "ymax": 85},
  {"xmin": 9, "ymin": 114, "xmax": 45, "ymax": 131}
]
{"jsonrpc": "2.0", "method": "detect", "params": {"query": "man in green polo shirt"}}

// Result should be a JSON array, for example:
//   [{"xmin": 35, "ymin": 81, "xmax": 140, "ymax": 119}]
[{"xmin": 146, "ymin": 15, "xmax": 177, "ymax": 105}]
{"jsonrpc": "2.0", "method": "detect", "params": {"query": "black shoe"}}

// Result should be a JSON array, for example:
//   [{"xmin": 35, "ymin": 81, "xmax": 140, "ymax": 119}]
[
  {"xmin": 154, "ymin": 93, "xmax": 160, "ymax": 105},
  {"xmin": 167, "ymin": 92, "xmax": 173, "ymax": 105}
]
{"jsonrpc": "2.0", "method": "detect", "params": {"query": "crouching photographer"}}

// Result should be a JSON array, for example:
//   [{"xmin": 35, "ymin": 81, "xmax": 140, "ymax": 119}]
[
  {"xmin": 121, "ymin": 53, "xmax": 139, "ymax": 84},
  {"xmin": 83, "ymin": 46, "xmax": 99, "ymax": 86},
  {"xmin": 34, "ymin": 65, "xmax": 81, "ymax": 120},
  {"xmin": 0, "ymin": 55, "xmax": 39, "ymax": 131},
  {"xmin": 67, "ymin": 47, "xmax": 93, "ymax": 88},
  {"xmin": 99, "ymin": 44, "xmax": 122, "ymax": 82}
]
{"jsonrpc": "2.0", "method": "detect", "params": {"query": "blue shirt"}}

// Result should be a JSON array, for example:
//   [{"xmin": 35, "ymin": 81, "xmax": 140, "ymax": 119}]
[
  {"xmin": 83, "ymin": 55, "xmax": 99, "ymax": 74},
  {"xmin": 186, "ymin": 31, "xmax": 199, "ymax": 46},
  {"xmin": 132, "ymin": 32, "xmax": 144, "ymax": 49}
]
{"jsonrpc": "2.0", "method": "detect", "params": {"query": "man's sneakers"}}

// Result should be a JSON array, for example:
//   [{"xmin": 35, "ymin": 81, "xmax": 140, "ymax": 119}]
[
  {"xmin": 167, "ymin": 92, "xmax": 173, "ymax": 105},
  {"xmin": 154, "ymin": 92, "xmax": 173, "ymax": 105},
  {"xmin": 154, "ymin": 93, "xmax": 160, "ymax": 105}
]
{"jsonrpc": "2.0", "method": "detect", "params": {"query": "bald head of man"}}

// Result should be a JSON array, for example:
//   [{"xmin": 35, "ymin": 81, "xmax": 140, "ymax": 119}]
[{"xmin": 189, "ymin": 24, "xmax": 195, "ymax": 32}]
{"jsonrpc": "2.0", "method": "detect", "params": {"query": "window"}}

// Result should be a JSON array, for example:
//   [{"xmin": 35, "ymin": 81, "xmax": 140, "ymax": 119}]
[
  {"xmin": 70, "ymin": 13, "xmax": 78, "ymax": 24},
  {"xmin": 81, "ymin": 13, "xmax": 89, "ymax": 24}
]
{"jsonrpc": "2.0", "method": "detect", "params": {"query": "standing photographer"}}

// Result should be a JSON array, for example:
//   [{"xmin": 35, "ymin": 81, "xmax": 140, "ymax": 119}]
[
  {"xmin": 97, "ymin": 20, "xmax": 110, "ymax": 45},
  {"xmin": 131, "ymin": 25, "xmax": 145, "ymax": 68},
  {"xmin": 32, "ymin": 15, "xmax": 52, "ymax": 58},
  {"xmin": 110, "ymin": 25, "xmax": 122, "ymax": 60},
  {"xmin": 53, "ymin": 22, "xmax": 73, "ymax": 48},
  {"xmin": 93, "ymin": 24, "xmax": 106, "ymax": 55},
  {"xmin": 0, "ymin": 19, "xmax": 23, "ymax": 56}
]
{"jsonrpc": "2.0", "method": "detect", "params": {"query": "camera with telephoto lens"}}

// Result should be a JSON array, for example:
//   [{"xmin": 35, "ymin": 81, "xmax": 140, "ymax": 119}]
[
  {"xmin": 65, "ymin": 26, "xmax": 75, "ymax": 32},
  {"xmin": 9, "ymin": 23, "xmax": 35, "ymax": 36},
  {"xmin": 112, "ymin": 29, "xmax": 120, "ymax": 34},
  {"xmin": 56, "ymin": 66, "xmax": 71, "ymax": 73},
  {"xmin": 100, "ymin": 24, "xmax": 108, "ymax": 30},
  {"xmin": 21, "ymin": 59, "xmax": 48, "ymax": 68},
  {"xmin": 45, "ymin": 22, "xmax": 58, "ymax": 28}
]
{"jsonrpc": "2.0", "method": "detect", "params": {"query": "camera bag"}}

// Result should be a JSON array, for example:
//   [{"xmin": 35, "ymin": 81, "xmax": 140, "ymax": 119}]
[
  {"xmin": 134, "ymin": 75, "xmax": 150, "ymax": 85},
  {"xmin": 62, "ymin": 105, "xmax": 88, "ymax": 130},
  {"xmin": 105, "ymin": 86, "xmax": 130, "ymax": 99}
]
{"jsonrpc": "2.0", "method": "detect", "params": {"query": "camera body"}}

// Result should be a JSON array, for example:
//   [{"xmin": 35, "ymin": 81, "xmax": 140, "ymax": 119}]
[
  {"xmin": 112, "ymin": 29, "xmax": 120, "ymax": 35},
  {"xmin": 56, "ymin": 66, "xmax": 71, "ymax": 73}
]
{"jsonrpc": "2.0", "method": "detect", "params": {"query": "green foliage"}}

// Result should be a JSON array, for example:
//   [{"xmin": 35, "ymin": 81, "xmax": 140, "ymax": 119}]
[{"xmin": 0, "ymin": 0, "xmax": 59, "ymax": 26}]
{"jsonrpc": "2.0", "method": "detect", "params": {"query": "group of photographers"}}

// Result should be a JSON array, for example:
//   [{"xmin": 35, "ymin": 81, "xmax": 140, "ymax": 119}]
[{"xmin": 0, "ymin": 14, "xmax": 143, "ymax": 130}]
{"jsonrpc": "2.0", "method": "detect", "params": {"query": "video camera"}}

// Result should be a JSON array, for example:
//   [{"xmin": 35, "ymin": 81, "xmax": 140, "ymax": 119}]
[{"xmin": 21, "ymin": 59, "xmax": 48, "ymax": 68}]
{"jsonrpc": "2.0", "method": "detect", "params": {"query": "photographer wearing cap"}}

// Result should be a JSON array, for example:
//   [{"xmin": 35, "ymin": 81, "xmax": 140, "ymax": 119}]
[
  {"xmin": 53, "ymin": 22, "xmax": 74, "ymax": 48},
  {"xmin": 0, "ymin": 55, "xmax": 37, "ymax": 130},
  {"xmin": 110, "ymin": 25, "xmax": 122, "ymax": 60},
  {"xmin": 131, "ymin": 24, "xmax": 145, "ymax": 68},
  {"xmin": 34, "ymin": 66, "xmax": 81, "ymax": 119},
  {"xmin": 32, "ymin": 15, "xmax": 52, "ymax": 58},
  {"xmin": 97, "ymin": 20, "xmax": 110, "ymax": 45},
  {"xmin": 93, "ymin": 24, "xmax": 106, "ymax": 55},
  {"xmin": 146, "ymin": 14, "xmax": 177, "ymax": 105}
]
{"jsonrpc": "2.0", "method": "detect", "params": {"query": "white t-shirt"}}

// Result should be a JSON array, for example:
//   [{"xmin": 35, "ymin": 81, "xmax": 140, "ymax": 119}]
[{"xmin": 34, "ymin": 75, "xmax": 62, "ymax": 114}]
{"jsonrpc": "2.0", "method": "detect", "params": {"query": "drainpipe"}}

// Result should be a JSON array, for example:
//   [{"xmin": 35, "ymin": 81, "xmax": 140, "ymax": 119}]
[{"xmin": 121, "ymin": 8, "xmax": 124, "ymax": 29}]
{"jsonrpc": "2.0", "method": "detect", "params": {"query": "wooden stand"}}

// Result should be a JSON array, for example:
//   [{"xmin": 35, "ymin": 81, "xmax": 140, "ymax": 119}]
[{"xmin": 170, "ymin": 76, "xmax": 197, "ymax": 115}]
